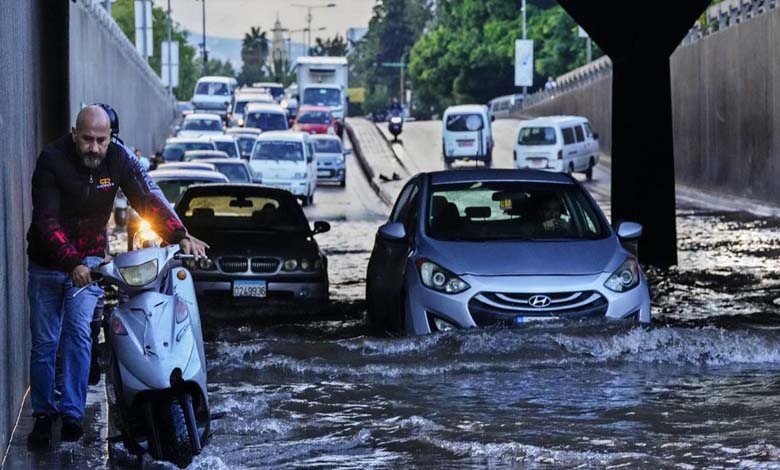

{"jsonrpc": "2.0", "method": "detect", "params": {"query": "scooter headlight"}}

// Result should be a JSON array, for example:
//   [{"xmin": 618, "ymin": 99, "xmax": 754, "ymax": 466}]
[
  {"xmin": 416, "ymin": 258, "xmax": 469, "ymax": 294},
  {"xmin": 119, "ymin": 259, "xmax": 159, "ymax": 287},
  {"xmin": 604, "ymin": 258, "xmax": 641, "ymax": 292},
  {"xmin": 390, "ymin": 117, "xmax": 402, "ymax": 124}
]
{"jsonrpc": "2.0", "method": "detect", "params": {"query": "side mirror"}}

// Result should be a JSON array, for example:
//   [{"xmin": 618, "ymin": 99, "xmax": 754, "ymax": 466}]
[
  {"xmin": 593, "ymin": 132, "xmax": 599, "ymax": 140},
  {"xmin": 343, "ymin": 148, "xmax": 352, "ymax": 156},
  {"xmin": 174, "ymin": 126, "xmax": 181, "ymax": 135},
  {"xmin": 313, "ymin": 221, "xmax": 330, "ymax": 235},
  {"xmin": 617, "ymin": 222, "xmax": 642, "ymax": 240},
  {"xmin": 378, "ymin": 222, "xmax": 406, "ymax": 241},
  {"xmin": 491, "ymin": 115, "xmax": 496, "ymax": 122}
]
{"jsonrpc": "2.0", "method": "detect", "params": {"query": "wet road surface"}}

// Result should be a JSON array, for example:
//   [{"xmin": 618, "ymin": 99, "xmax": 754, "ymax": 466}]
[{"xmin": 6, "ymin": 123, "xmax": 780, "ymax": 469}]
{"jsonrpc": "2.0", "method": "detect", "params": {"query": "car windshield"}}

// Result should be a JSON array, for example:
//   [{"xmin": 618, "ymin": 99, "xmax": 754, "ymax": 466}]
[
  {"xmin": 212, "ymin": 163, "xmax": 251, "ymax": 183},
  {"xmin": 298, "ymin": 111, "xmax": 330, "ymax": 124},
  {"xmin": 213, "ymin": 141, "xmax": 238, "ymax": 158},
  {"xmin": 156, "ymin": 179, "xmax": 215, "ymax": 204},
  {"xmin": 162, "ymin": 142, "xmax": 214, "ymax": 161},
  {"xmin": 313, "ymin": 139, "xmax": 342, "ymax": 153},
  {"xmin": 234, "ymin": 99, "xmax": 271, "ymax": 115},
  {"xmin": 518, "ymin": 127, "xmax": 557, "ymax": 145},
  {"xmin": 252, "ymin": 141, "xmax": 304, "ymax": 162},
  {"xmin": 427, "ymin": 182, "xmax": 608, "ymax": 241},
  {"xmin": 245, "ymin": 112, "xmax": 287, "ymax": 131},
  {"xmin": 195, "ymin": 82, "xmax": 230, "ymax": 96},
  {"xmin": 236, "ymin": 136, "xmax": 257, "ymax": 156},
  {"xmin": 303, "ymin": 88, "xmax": 341, "ymax": 107},
  {"xmin": 182, "ymin": 119, "xmax": 222, "ymax": 131},
  {"xmin": 180, "ymin": 194, "xmax": 309, "ymax": 232},
  {"xmin": 446, "ymin": 113, "xmax": 484, "ymax": 132}
]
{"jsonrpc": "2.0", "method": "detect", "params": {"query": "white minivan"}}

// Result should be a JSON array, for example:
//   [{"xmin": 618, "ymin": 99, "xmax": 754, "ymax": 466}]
[
  {"xmin": 249, "ymin": 131, "xmax": 317, "ymax": 206},
  {"xmin": 514, "ymin": 116, "xmax": 600, "ymax": 180},
  {"xmin": 441, "ymin": 105, "xmax": 494, "ymax": 168},
  {"xmin": 191, "ymin": 76, "xmax": 235, "ymax": 116}
]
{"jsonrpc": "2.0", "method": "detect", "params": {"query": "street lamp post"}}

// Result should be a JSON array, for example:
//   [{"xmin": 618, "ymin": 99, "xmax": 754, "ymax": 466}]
[
  {"xmin": 195, "ymin": 0, "xmax": 208, "ymax": 74},
  {"xmin": 167, "ymin": 0, "xmax": 173, "ymax": 94},
  {"xmin": 291, "ymin": 2, "xmax": 336, "ymax": 53},
  {"xmin": 521, "ymin": 0, "xmax": 527, "ymax": 99}
]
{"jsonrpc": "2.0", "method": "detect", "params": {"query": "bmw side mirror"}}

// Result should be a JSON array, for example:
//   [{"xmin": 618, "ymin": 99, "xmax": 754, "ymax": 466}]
[
  {"xmin": 313, "ymin": 221, "xmax": 331, "ymax": 235},
  {"xmin": 617, "ymin": 222, "xmax": 642, "ymax": 240},
  {"xmin": 378, "ymin": 222, "xmax": 406, "ymax": 241}
]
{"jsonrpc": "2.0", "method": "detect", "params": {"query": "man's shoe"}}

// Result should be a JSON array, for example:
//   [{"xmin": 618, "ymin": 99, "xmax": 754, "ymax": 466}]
[
  {"xmin": 27, "ymin": 415, "xmax": 53, "ymax": 448},
  {"xmin": 61, "ymin": 417, "xmax": 83, "ymax": 442}
]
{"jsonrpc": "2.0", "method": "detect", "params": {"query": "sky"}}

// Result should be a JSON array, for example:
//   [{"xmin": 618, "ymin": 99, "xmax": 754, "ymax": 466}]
[{"xmin": 153, "ymin": 0, "xmax": 375, "ymax": 41}]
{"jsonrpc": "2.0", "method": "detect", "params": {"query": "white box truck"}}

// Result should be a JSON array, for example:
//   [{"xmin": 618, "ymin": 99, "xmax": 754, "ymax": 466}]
[{"xmin": 296, "ymin": 56, "xmax": 348, "ymax": 137}]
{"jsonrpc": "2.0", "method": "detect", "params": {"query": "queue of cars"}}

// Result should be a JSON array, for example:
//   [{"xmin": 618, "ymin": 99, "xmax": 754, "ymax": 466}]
[{"xmin": 125, "ymin": 78, "xmax": 649, "ymax": 336}]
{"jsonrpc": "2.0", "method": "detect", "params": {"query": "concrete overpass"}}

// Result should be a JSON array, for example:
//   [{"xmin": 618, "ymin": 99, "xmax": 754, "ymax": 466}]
[{"xmin": 0, "ymin": 0, "xmax": 177, "ymax": 458}]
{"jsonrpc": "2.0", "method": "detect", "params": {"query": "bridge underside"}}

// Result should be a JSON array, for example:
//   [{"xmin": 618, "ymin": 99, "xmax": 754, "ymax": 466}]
[{"xmin": 557, "ymin": 0, "xmax": 712, "ymax": 268}]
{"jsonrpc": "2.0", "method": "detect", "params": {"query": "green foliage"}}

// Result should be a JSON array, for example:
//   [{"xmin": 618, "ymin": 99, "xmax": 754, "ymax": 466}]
[
  {"xmin": 310, "ymin": 34, "xmax": 348, "ymax": 57},
  {"xmin": 408, "ymin": 0, "xmax": 603, "ymax": 113},
  {"xmin": 237, "ymin": 27, "xmax": 270, "ymax": 86},
  {"xmin": 111, "ymin": 0, "xmax": 199, "ymax": 100}
]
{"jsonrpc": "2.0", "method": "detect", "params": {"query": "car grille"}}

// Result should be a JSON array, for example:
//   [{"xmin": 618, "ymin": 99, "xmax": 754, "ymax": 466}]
[
  {"xmin": 219, "ymin": 257, "xmax": 249, "ymax": 273},
  {"xmin": 469, "ymin": 290, "xmax": 608, "ymax": 326},
  {"xmin": 251, "ymin": 258, "xmax": 279, "ymax": 273}
]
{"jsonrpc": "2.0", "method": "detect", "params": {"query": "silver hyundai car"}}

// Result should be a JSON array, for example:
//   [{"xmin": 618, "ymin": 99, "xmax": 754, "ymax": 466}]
[{"xmin": 366, "ymin": 169, "xmax": 651, "ymax": 335}]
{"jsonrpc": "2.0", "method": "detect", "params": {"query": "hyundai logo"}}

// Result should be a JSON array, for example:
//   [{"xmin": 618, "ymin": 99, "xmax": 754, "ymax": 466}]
[{"xmin": 529, "ymin": 295, "xmax": 552, "ymax": 308}]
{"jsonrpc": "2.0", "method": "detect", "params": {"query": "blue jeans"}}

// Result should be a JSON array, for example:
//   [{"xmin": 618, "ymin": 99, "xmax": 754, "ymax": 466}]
[{"xmin": 28, "ymin": 256, "xmax": 104, "ymax": 420}]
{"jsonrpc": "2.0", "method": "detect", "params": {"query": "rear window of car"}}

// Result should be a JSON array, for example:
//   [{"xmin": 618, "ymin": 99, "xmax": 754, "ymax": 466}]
[
  {"xmin": 183, "ymin": 118, "xmax": 222, "ymax": 131},
  {"xmin": 446, "ymin": 113, "xmax": 484, "ymax": 132},
  {"xmin": 313, "ymin": 139, "xmax": 342, "ymax": 153},
  {"xmin": 252, "ymin": 141, "xmax": 304, "ymax": 162},
  {"xmin": 518, "ymin": 127, "xmax": 556, "ymax": 146},
  {"xmin": 163, "ymin": 142, "xmax": 215, "ymax": 161},
  {"xmin": 195, "ymin": 81, "xmax": 230, "ymax": 96},
  {"xmin": 213, "ymin": 141, "xmax": 238, "ymax": 158},
  {"xmin": 246, "ymin": 112, "xmax": 288, "ymax": 131},
  {"xmin": 213, "ymin": 163, "xmax": 251, "ymax": 183},
  {"xmin": 561, "ymin": 127, "xmax": 576, "ymax": 145}
]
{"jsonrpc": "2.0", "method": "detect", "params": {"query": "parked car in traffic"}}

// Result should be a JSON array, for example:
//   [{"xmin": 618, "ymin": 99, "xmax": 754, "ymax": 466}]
[
  {"xmin": 177, "ymin": 113, "xmax": 225, "ymax": 138},
  {"xmin": 514, "ymin": 116, "xmax": 600, "ymax": 180},
  {"xmin": 157, "ymin": 162, "xmax": 217, "ymax": 172},
  {"xmin": 293, "ymin": 106, "xmax": 337, "ymax": 135},
  {"xmin": 209, "ymin": 135, "xmax": 241, "ymax": 158},
  {"xmin": 225, "ymin": 128, "xmax": 261, "ymax": 160},
  {"xmin": 229, "ymin": 91, "xmax": 275, "ymax": 127},
  {"xmin": 441, "ymin": 105, "xmax": 494, "ymax": 168},
  {"xmin": 198, "ymin": 158, "xmax": 254, "ymax": 183},
  {"xmin": 366, "ymin": 169, "xmax": 650, "ymax": 335},
  {"xmin": 249, "ymin": 131, "xmax": 317, "ymax": 206},
  {"xmin": 126, "ymin": 168, "xmax": 229, "ymax": 251},
  {"xmin": 311, "ymin": 135, "xmax": 349, "ymax": 186},
  {"xmin": 175, "ymin": 184, "xmax": 331, "ymax": 304},
  {"xmin": 243, "ymin": 103, "xmax": 289, "ymax": 133},
  {"xmin": 162, "ymin": 136, "xmax": 217, "ymax": 162}
]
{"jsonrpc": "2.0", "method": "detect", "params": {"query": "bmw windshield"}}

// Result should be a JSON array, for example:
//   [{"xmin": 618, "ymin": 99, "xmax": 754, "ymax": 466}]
[{"xmin": 427, "ymin": 182, "xmax": 608, "ymax": 241}]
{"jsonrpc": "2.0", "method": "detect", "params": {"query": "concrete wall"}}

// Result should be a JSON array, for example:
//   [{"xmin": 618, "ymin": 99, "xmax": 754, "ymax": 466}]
[
  {"xmin": 515, "ymin": 6, "xmax": 780, "ymax": 203},
  {"xmin": 0, "ymin": 0, "xmax": 45, "ymax": 455},
  {"xmin": 70, "ymin": 0, "xmax": 177, "ymax": 155}
]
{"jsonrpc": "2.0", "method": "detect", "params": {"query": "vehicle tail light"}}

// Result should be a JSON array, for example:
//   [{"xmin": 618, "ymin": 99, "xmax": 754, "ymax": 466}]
[
  {"xmin": 175, "ymin": 295, "xmax": 190, "ymax": 323},
  {"xmin": 110, "ymin": 316, "xmax": 128, "ymax": 336}
]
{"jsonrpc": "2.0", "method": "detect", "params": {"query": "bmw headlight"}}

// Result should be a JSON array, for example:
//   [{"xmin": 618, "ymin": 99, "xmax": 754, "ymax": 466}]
[
  {"xmin": 119, "ymin": 259, "xmax": 159, "ymax": 287},
  {"xmin": 283, "ymin": 258, "xmax": 298, "ymax": 271},
  {"xmin": 604, "ymin": 258, "xmax": 641, "ymax": 292},
  {"xmin": 416, "ymin": 258, "xmax": 470, "ymax": 294}
]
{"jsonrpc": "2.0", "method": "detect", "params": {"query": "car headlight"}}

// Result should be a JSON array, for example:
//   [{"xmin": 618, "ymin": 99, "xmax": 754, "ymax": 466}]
[
  {"xmin": 604, "ymin": 258, "xmax": 641, "ymax": 292},
  {"xmin": 336, "ymin": 155, "xmax": 344, "ymax": 164},
  {"xmin": 280, "ymin": 100, "xmax": 288, "ymax": 109},
  {"xmin": 283, "ymin": 258, "xmax": 298, "ymax": 271},
  {"xmin": 416, "ymin": 258, "xmax": 470, "ymax": 294},
  {"xmin": 119, "ymin": 259, "xmax": 158, "ymax": 287},
  {"xmin": 238, "ymin": 119, "xmax": 245, "ymax": 127}
]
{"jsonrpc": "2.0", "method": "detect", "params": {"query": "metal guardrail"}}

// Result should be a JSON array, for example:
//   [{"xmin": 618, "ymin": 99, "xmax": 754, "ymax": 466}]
[
  {"xmin": 505, "ymin": 0, "xmax": 778, "ymax": 112},
  {"xmin": 75, "ymin": 0, "xmax": 175, "ymax": 103}
]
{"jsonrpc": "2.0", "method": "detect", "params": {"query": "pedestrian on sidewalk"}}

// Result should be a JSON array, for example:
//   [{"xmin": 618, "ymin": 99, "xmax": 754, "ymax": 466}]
[{"xmin": 25, "ymin": 105, "xmax": 207, "ymax": 447}]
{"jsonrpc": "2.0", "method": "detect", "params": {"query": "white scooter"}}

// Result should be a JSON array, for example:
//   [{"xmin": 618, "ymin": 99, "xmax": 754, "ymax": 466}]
[{"xmin": 76, "ymin": 245, "xmax": 210, "ymax": 468}]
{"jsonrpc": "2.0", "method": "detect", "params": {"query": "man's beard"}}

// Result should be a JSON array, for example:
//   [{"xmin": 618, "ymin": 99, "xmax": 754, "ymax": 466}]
[{"xmin": 82, "ymin": 153, "xmax": 103, "ymax": 169}]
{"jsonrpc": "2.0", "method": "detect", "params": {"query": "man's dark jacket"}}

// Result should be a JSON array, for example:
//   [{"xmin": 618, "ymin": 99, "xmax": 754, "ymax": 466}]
[{"xmin": 27, "ymin": 134, "xmax": 187, "ymax": 272}]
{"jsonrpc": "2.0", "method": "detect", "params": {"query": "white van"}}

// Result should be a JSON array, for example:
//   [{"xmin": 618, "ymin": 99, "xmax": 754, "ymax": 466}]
[
  {"xmin": 514, "ymin": 116, "xmax": 600, "ymax": 180},
  {"xmin": 191, "ymin": 76, "xmax": 235, "ymax": 116},
  {"xmin": 441, "ymin": 105, "xmax": 494, "ymax": 167},
  {"xmin": 243, "ymin": 103, "xmax": 289, "ymax": 132},
  {"xmin": 249, "ymin": 131, "xmax": 317, "ymax": 206}
]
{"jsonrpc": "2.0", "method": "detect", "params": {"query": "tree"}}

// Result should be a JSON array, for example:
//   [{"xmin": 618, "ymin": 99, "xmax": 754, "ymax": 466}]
[
  {"xmin": 310, "ymin": 34, "xmax": 348, "ymax": 57},
  {"xmin": 111, "ymin": 0, "xmax": 199, "ymax": 100},
  {"xmin": 241, "ymin": 27, "xmax": 269, "ymax": 66}
]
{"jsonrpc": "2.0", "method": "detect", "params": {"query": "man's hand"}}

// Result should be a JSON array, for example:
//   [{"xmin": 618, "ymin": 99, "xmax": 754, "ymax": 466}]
[
  {"xmin": 71, "ymin": 265, "xmax": 92, "ymax": 287},
  {"xmin": 179, "ymin": 235, "xmax": 209, "ymax": 259}
]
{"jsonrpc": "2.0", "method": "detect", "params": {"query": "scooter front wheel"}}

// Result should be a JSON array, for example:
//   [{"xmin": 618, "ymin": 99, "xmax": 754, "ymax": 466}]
[{"xmin": 154, "ymin": 397, "xmax": 194, "ymax": 469}]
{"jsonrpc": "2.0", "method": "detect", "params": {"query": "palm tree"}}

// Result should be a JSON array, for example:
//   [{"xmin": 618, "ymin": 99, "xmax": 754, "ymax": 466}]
[{"xmin": 242, "ymin": 26, "xmax": 269, "ymax": 66}]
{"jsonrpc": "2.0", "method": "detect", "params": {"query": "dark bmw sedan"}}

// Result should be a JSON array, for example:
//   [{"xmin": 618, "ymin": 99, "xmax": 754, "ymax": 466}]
[{"xmin": 175, "ymin": 184, "xmax": 331, "ymax": 304}]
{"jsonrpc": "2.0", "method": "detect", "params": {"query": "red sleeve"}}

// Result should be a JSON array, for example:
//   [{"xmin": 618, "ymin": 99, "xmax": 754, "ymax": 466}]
[{"xmin": 31, "ymin": 157, "xmax": 82, "ymax": 272}]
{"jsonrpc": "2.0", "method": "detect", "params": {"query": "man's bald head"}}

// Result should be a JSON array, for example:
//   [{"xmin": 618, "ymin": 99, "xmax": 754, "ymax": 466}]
[{"xmin": 72, "ymin": 105, "xmax": 112, "ymax": 169}]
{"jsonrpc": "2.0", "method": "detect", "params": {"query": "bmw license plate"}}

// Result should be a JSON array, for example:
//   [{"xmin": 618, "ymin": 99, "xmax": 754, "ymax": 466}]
[{"xmin": 232, "ymin": 280, "xmax": 267, "ymax": 298}]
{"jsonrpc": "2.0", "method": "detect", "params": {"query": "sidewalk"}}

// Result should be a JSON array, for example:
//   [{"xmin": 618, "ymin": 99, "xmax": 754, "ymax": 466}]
[{"xmin": 345, "ymin": 118, "xmax": 409, "ymax": 206}]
